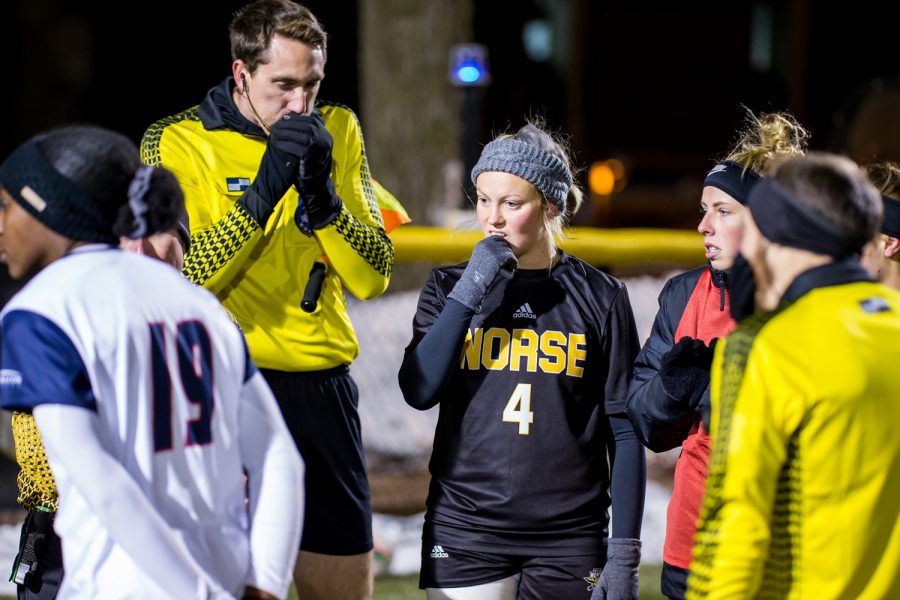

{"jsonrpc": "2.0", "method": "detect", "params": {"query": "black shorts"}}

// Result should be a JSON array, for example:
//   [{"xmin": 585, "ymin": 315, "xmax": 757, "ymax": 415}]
[
  {"xmin": 262, "ymin": 366, "xmax": 373, "ymax": 555},
  {"xmin": 419, "ymin": 537, "xmax": 606, "ymax": 599}
]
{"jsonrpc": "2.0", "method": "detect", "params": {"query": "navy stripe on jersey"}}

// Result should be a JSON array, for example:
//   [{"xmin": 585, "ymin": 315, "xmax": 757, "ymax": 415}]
[{"xmin": 0, "ymin": 310, "xmax": 96, "ymax": 412}]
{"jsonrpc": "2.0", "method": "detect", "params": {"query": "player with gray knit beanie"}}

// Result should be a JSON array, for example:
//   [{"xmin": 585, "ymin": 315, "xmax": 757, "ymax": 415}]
[
  {"xmin": 400, "ymin": 121, "xmax": 644, "ymax": 600},
  {"xmin": 448, "ymin": 123, "xmax": 575, "ymax": 311}
]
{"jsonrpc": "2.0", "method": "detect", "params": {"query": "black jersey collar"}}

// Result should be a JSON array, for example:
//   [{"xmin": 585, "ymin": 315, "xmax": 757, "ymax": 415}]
[
  {"xmin": 781, "ymin": 259, "xmax": 874, "ymax": 304},
  {"xmin": 513, "ymin": 250, "xmax": 571, "ymax": 281},
  {"xmin": 198, "ymin": 77, "xmax": 267, "ymax": 138}
]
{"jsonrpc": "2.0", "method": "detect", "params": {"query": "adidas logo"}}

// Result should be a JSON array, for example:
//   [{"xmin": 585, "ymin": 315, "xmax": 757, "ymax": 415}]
[
  {"xmin": 512, "ymin": 303, "xmax": 537, "ymax": 319},
  {"xmin": 430, "ymin": 545, "xmax": 449, "ymax": 559}
]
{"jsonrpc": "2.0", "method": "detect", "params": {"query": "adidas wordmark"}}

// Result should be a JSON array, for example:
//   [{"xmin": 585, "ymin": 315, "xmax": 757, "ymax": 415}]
[{"xmin": 513, "ymin": 303, "xmax": 536, "ymax": 319}]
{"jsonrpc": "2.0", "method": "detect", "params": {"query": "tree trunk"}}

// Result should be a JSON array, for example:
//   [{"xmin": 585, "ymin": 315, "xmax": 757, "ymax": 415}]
[{"xmin": 359, "ymin": 0, "xmax": 474, "ymax": 229}]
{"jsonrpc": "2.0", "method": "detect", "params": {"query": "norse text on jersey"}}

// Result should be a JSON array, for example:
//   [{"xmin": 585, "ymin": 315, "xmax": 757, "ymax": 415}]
[{"xmin": 459, "ymin": 327, "xmax": 587, "ymax": 376}]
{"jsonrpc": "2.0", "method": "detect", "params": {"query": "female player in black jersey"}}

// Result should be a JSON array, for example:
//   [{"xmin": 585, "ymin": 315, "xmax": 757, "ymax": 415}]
[{"xmin": 399, "ymin": 122, "xmax": 645, "ymax": 599}]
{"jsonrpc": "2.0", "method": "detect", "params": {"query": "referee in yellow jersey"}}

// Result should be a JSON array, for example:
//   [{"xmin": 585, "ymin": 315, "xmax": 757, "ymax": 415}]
[{"xmin": 141, "ymin": 2, "xmax": 402, "ymax": 598}]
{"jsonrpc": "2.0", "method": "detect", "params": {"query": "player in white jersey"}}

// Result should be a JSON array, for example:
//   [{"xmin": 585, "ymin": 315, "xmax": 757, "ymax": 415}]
[{"xmin": 0, "ymin": 125, "xmax": 304, "ymax": 600}]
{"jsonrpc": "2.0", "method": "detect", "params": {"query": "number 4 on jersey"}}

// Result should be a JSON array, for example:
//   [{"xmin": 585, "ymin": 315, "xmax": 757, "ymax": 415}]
[{"xmin": 502, "ymin": 383, "xmax": 534, "ymax": 435}]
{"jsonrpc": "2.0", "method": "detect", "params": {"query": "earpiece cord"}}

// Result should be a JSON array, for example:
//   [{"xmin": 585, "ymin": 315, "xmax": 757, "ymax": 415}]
[{"xmin": 241, "ymin": 74, "xmax": 271, "ymax": 135}]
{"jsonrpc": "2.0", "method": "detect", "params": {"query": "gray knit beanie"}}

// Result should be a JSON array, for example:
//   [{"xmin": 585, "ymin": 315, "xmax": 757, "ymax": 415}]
[{"xmin": 471, "ymin": 132, "xmax": 573, "ymax": 210}]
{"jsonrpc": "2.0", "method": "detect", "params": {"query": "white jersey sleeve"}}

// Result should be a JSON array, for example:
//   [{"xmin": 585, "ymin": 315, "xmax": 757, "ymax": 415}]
[
  {"xmin": 239, "ymin": 371, "xmax": 304, "ymax": 597},
  {"xmin": 33, "ymin": 403, "xmax": 234, "ymax": 600}
]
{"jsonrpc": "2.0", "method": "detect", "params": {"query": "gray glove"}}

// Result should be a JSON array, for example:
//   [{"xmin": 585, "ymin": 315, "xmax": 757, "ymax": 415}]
[
  {"xmin": 591, "ymin": 538, "xmax": 640, "ymax": 600},
  {"xmin": 448, "ymin": 236, "xmax": 517, "ymax": 311}
]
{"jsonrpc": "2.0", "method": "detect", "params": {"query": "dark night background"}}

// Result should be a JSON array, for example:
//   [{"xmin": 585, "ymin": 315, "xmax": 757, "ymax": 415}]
[
  {"xmin": 4, "ymin": 1, "xmax": 897, "ymax": 161},
  {"xmin": 1, "ymin": 0, "xmax": 898, "ymax": 301}
]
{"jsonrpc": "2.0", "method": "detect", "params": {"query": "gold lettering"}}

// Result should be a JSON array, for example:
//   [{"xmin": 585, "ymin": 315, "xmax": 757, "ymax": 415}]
[
  {"xmin": 510, "ymin": 329, "xmax": 539, "ymax": 372},
  {"xmin": 461, "ymin": 328, "xmax": 483, "ymax": 369},
  {"xmin": 481, "ymin": 328, "xmax": 510, "ymax": 370},
  {"xmin": 538, "ymin": 330, "xmax": 567, "ymax": 374},
  {"xmin": 566, "ymin": 333, "xmax": 587, "ymax": 377},
  {"xmin": 462, "ymin": 328, "xmax": 587, "ymax": 376}
]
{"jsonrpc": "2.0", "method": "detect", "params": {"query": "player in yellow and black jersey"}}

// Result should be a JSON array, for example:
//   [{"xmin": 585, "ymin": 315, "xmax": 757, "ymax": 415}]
[
  {"xmin": 687, "ymin": 153, "xmax": 900, "ymax": 599},
  {"xmin": 140, "ymin": 2, "xmax": 406, "ymax": 598}
]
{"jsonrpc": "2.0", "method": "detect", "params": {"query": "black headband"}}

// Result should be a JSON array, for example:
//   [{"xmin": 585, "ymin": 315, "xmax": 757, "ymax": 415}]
[
  {"xmin": 0, "ymin": 139, "xmax": 118, "ymax": 244},
  {"xmin": 702, "ymin": 160, "xmax": 762, "ymax": 205},
  {"xmin": 882, "ymin": 194, "xmax": 900, "ymax": 238},
  {"xmin": 748, "ymin": 178, "xmax": 867, "ymax": 258}
]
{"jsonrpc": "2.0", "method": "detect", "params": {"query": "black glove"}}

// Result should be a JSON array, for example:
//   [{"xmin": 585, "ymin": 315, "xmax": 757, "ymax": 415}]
[
  {"xmin": 239, "ymin": 112, "xmax": 311, "ymax": 226},
  {"xmin": 294, "ymin": 112, "xmax": 342, "ymax": 230},
  {"xmin": 658, "ymin": 337, "xmax": 717, "ymax": 410},
  {"xmin": 698, "ymin": 385, "xmax": 712, "ymax": 431},
  {"xmin": 448, "ymin": 236, "xmax": 517, "ymax": 311},
  {"xmin": 11, "ymin": 508, "xmax": 54, "ymax": 591}
]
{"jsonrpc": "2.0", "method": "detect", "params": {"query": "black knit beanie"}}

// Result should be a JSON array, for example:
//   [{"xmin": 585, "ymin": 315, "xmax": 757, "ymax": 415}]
[{"xmin": 0, "ymin": 138, "xmax": 119, "ymax": 244}]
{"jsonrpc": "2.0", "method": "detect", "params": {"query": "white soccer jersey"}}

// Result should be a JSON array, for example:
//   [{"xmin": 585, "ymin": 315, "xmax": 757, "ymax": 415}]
[{"xmin": 0, "ymin": 245, "xmax": 302, "ymax": 599}]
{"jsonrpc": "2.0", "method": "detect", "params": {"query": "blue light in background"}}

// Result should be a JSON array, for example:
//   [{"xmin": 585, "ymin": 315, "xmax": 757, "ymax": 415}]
[
  {"xmin": 456, "ymin": 64, "xmax": 482, "ymax": 84},
  {"xmin": 448, "ymin": 43, "xmax": 490, "ymax": 87}
]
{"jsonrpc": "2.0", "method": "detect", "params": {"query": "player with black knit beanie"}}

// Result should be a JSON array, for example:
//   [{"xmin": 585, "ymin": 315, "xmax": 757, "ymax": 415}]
[
  {"xmin": 0, "ymin": 125, "xmax": 303, "ymax": 600},
  {"xmin": 4, "ymin": 126, "xmax": 196, "ymax": 600}
]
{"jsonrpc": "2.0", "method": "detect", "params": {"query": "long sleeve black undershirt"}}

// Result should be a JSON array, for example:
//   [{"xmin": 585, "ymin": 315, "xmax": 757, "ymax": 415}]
[
  {"xmin": 607, "ymin": 413, "xmax": 646, "ymax": 539},
  {"xmin": 398, "ymin": 298, "xmax": 474, "ymax": 411}
]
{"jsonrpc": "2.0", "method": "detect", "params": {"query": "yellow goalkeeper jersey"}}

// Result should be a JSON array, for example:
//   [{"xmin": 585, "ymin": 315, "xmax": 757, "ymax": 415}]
[
  {"xmin": 141, "ymin": 79, "xmax": 401, "ymax": 371},
  {"xmin": 11, "ymin": 412, "xmax": 58, "ymax": 511},
  {"xmin": 688, "ymin": 265, "xmax": 900, "ymax": 599}
]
